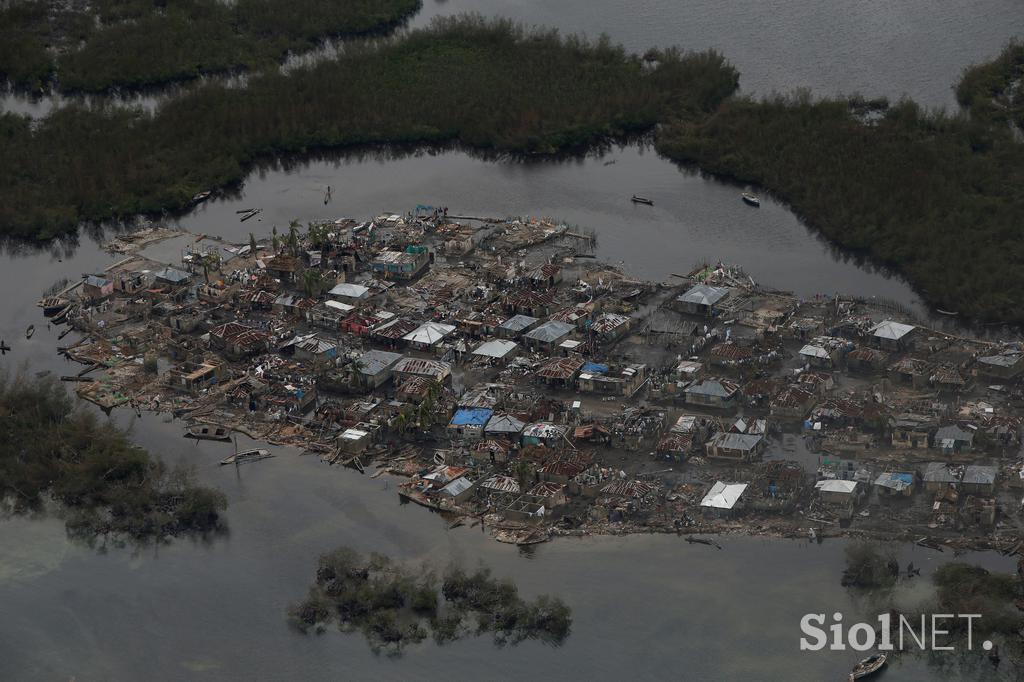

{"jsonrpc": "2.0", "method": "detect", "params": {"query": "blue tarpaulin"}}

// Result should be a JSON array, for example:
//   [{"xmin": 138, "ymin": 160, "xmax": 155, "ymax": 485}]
[
  {"xmin": 582, "ymin": 362, "xmax": 609, "ymax": 374},
  {"xmin": 450, "ymin": 408, "xmax": 494, "ymax": 427}
]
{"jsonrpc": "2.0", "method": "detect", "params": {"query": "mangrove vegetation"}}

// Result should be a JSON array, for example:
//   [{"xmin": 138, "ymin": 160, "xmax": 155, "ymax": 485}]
[
  {"xmin": 289, "ymin": 546, "xmax": 572, "ymax": 654},
  {"xmin": 0, "ymin": 16, "xmax": 738, "ymax": 239},
  {"xmin": 3, "ymin": 11, "xmax": 1024, "ymax": 323},
  {"xmin": 657, "ymin": 42, "xmax": 1024, "ymax": 323},
  {"xmin": 0, "ymin": 371, "xmax": 227, "ymax": 544},
  {"xmin": 0, "ymin": 0, "xmax": 422, "ymax": 93}
]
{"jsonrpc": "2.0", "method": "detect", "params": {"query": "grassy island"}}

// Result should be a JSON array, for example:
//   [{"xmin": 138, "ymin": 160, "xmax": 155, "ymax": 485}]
[
  {"xmin": 0, "ymin": 0, "xmax": 422, "ymax": 93},
  {"xmin": 290, "ymin": 547, "xmax": 572, "ymax": 653},
  {"xmin": 2, "ymin": 13, "xmax": 1023, "ymax": 323},
  {"xmin": 657, "ymin": 42, "xmax": 1024, "ymax": 322},
  {"xmin": 0, "ymin": 372, "xmax": 227, "ymax": 545},
  {"xmin": 0, "ymin": 16, "xmax": 738, "ymax": 239}
]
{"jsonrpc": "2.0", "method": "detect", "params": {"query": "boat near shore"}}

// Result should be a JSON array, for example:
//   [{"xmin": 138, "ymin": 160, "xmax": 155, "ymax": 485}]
[
  {"xmin": 848, "ymin": 653, "xmax": 887, "ymax": 680},
  {"xmin": 38, "ymin": 296, "xmax": 70, "ymax": 316},
  {"xmin": 741, "ymin": 192, "xmax": 761, "ymax": 207},
  {"xmin": 220, "ymin": 448, "xmax": 273, "ymax": 466},
  {"xmin": 185, "ymin": 424, "xmax": 233, "ymax": 442}
]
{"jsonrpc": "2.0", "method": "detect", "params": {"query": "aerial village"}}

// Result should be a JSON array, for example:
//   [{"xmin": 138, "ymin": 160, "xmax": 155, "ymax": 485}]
[{"xmin": 36, "ymin": 206, "xmax": 1024, "ymax": 551}]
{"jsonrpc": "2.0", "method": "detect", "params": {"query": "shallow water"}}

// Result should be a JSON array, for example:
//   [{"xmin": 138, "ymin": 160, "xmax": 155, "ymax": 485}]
[
  {"xmin": 0, "ymin": 417, "xmax": 1013, "ymax": 681},
  {"xmin": 0, "ymin": 144, "xmax": 1013, "ymax": 680},
  {"xmin": 1, "ymin": 3, "xmax": 1021, "ymax": 679},
  {"xmin": 4, "ymin": 0, "xmax": 1022, "ymax": 117},
  {"xmin": 175, "ymin": 144, "xmax": 927, "ymax": 307}
]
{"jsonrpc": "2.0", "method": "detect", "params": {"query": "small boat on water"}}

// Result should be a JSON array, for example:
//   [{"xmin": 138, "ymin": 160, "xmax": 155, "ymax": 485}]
[
  {"xmin": 220, "ymin": 448, "xmax": 273, "ymax": 466},
  {"xmin": 239, "ymin": 208, "xmax": 262, "ymax": 222},
  {"xmin": 38, "ymin": 296, "xmax": 70, "ymax": 316},
  {"xmin": 741, "ymin": 192, "xmax": 761, "ymax": 207},
  {"xmin": 51, "ymin": 305, "xmax": 73, "ymax": 325},
  {"xmin": 185, "ymin": 424, "xmax": 233, "ymax": 442},
  {"xmin": 631, "ymin": 195, "xmax": 654, "ymax": 205},
  {"xmin": 25, "ymin": 325, "xmax": 34, "ymax": 339},
  {"xmin": 191, "ymin": 190, "xmax": 212, "ymax": 204},
  {"xmin": 848, "ymin": 653, "xmax": 887, "ymax": 680},
  {"xmin": 936, "ymin": 309, "xmax": 958, "ymax": 316}
]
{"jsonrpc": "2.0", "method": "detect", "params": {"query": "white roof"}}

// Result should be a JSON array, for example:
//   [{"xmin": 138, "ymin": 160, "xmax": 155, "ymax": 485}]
[
  {"xmin": 815, "ymin": 480, "xmax": 858, "ymax": 494},
  {"xmin": 700, "ymin": 482, "xmax": 748, "ymax": 509},
  {"xmin": 473, "ymin": 339, "xmax": 518, "ymax": 358},
  {"xmin": 871, "ymin": 320, "xmax": 915, "ymax": 340},
  {"xmin": 799, "ymin": 344, "xmax": 831, "ymax": 359},
  {"xmin": 324, "ymin": 300, "xmax": 355, "ymax": 313},
  {"xmin": 328, "ymin": 282, "xmax": 370, "ymax": 299},
  {"xmin": 403, "ymin": 321, "xmax": 456, "ymax": 345},
  {"xmin": 340, "ymin": 428, "xmax": 369, "ymax": 440},
  {"xmin": 676, "ymin": 360, "xmax": 702, "ymax": 374},
  {"xmin": 671, "ymin": 414, "xmax": 698, "ymax": 433}
]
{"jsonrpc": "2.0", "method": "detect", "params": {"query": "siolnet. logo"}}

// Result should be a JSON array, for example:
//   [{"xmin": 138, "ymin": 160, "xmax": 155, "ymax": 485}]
[{"xmin": 800, "ymin": 612, "xmax": 991, "ymax": 652}]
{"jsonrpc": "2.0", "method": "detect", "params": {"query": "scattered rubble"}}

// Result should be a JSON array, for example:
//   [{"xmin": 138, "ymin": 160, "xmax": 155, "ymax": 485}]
[{"xmin": 40, "ymin": 210, "xmax": 1024, "ymax": 551}]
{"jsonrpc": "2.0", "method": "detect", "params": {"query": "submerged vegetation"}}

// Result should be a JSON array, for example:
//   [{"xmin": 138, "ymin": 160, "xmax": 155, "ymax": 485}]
[
  {"xmin": 2, "ymin": 9, "xmax": 1023, "ymax": 322},
  {"xmin": 657, "ymin": 43, "xmax": 1024, "ymax": 323},
  {"xmin": 0, "ymin": 372, "xmax": 227, "ymax": 544},
  {"xmin": 956, "ymin": 39, "xmax": 1024, "ymax": 132},
  {"xmin": 841, "ymin": 539, "xmax": 899, "ymax": 588},
  {"xmin": 0, "ymin": 0, "xmax": 422, "ymax": 93},
  {"xmin": 289, "ymin": 547, "xmax": 572, "ymax": 653},
  {"xmin": 932, "ymin": 563, "xmax": 1024, "ymax": 637},
  {"xmin": 0, "ymin": 16, "xmax": 738, "ymax": 240}
]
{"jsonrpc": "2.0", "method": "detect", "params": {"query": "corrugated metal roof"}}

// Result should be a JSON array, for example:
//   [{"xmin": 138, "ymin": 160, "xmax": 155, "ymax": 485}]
[
  {"xmin": 678, "ymin": 284, "xmax": 730, "ymax": 306},
  {"xmin": 700, "ymin": 482, "xmax": 747, "ymax": 509}
]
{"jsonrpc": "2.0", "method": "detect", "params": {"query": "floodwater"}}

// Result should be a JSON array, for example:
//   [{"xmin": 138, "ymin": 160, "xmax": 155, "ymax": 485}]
[
  {"xmin": 175, "ymin": 145, "xmax": 927, "ymax": 309},
  {"xmin": 4, "ymin": 0, "xmax": 1023, "ymax": 116},
  {"xmin": 0, "ymin": 145, "xmax": 1013, "ymax": 681},
  {"xmin": 2, "ymin": 2, "xmax": 1023, "ymax": 680},
  {"xmin": 0, "ymin": 416, "xmax": 1014, "ymax": 681}
]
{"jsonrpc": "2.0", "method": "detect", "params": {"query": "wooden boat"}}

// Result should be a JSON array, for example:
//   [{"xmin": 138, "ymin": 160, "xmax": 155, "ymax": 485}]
[
  {"xmin": 936, "ymin": 309, "xmax": 958, "ymax": 316},
  {"xmin": 493, "ymin": 527, "xmax": 550, "ymax": 546},
  {"xmin": 191, "ymin": 190, "xmax": 212, "ymax": 204},
  {"xmin": 38, "ymin": 296, "xmax": 70, "ymax": 316},
  {"xmin": 220, "ymin": 448, "xmax": 273, "ymax": 466},
  {"xmin": 741, "ymin": 192, "xmax": 761, "ymax": 207},
  {"xmin": 51, "ymin": 306, "xmax": 72, "ymax": 324},
  {"xmin": 848, "ymin": 653, "xmax": 887, "ymax": 680},
  {"xmin": 184, "ymin": 424, "xmax": 233, "ymax": 442},
  {"xmin": 239, "ymin": 208, "xmax": 262, "ymax": 222},
  {"xmin": 630, "ymin": 195, "xmax": 654, "ymax": 205},
  {"xmin": 25, "ymin": 325, "xmax": 34, "ymax": 339}
]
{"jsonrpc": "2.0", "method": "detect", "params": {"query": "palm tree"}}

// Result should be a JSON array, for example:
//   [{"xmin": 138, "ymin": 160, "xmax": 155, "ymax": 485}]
[
  {"xmin": 514, "ymin": 459, "xmax": 533, "ymax": 489},
  {"xmin": 302, "ymin": 269, "xmax": 323, "ymax": 297},
  {"xmin": 287, "ymin": 222, "xmax": 300, "ymax": 258},
  {"xmin": 249, "ymin": 232, "xmax": 258, "ymax": 256},
  {"xmin": 198, "ymin": 252, "xmax": 221, "ymax": 283}
]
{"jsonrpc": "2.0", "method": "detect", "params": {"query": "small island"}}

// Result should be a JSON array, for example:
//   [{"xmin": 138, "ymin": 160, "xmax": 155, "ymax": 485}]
[{"xmin": 289, "ymin": 546, "xmax": 572, "ymax": 653}]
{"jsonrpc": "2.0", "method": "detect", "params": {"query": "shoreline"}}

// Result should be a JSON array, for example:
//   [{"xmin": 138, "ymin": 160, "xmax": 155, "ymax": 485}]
[{"xmin": 39, "ymin": 213, "xmax": 1024, "ymax": 557}]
